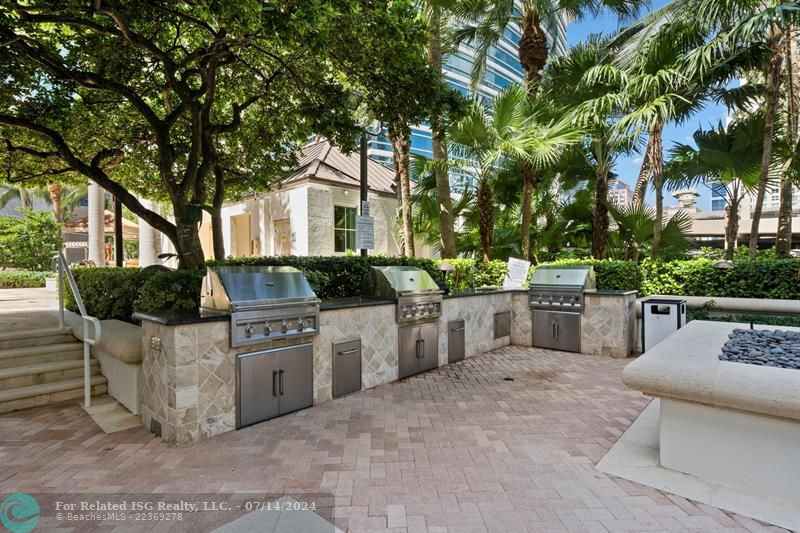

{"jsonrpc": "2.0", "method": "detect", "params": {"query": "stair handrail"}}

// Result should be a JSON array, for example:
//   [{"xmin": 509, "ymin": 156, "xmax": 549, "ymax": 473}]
[{"xmin": 54, "ymin": 250, "xmax": 102, "ymax": 408}]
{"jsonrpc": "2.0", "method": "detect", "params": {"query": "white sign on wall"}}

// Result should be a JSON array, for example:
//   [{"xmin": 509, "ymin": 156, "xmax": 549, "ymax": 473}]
[
  {"xmin": 504, "ymin": 257, "xmax": 531, "ymax": 289},
  {"xmin": 356, "ymin": 215, "xmax": 374, "ymax": 250}
]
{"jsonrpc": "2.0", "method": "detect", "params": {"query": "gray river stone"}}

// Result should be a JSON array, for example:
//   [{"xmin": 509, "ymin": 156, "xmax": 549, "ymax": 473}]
[{"xmin": 719, "ymin": 328, "xmax": 800, "ymax": 370}]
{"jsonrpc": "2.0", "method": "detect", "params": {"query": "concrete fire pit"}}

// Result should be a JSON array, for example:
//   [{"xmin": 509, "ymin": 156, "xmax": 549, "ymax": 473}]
[{"xmin": 622, "ymin": 321, "xmax": 800, "ymax": 513}]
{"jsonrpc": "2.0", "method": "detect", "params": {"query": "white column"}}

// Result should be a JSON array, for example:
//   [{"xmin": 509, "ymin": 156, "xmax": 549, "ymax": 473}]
[
  {"xmin": 87, "ymin": 181, "xmax": 105, "ymax": 266},
  {"xmin": 138, "ymin": 198, "xmax": 159, "ymax": 267}
]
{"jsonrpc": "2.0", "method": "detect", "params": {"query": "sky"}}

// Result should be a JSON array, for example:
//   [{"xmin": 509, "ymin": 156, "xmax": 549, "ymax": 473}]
[{"xmin": 566, "ymin": 0, "xmax": 729, "ymax": 210}]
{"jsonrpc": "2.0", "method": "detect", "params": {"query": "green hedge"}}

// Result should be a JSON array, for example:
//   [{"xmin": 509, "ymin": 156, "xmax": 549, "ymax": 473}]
[
  {"xmin": 66, "ymin": 256, "xmax": 800, "ymax": 323},
  {"xmin": 641, "ymin": 259, "xmax": 800, "ymax": 300},
  {"xmin": 65, "ymin": 268, "xmax": 203, "ymax": 321},
  {"xmin": 214, "ymin": 255, "xmax": 439, "ymax": 299},
  {"xmin": 0, "ymin": 270, "xmax": 49, "ymax": 288}
]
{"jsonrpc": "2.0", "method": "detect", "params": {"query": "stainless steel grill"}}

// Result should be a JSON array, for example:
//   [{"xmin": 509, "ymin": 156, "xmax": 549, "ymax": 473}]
[
  {"xmin": 528, "ymin": 265, "xmax": 596, "ymax": 353},
  {"xmin": 528, "ymin": 265, "xmax": 596, "ymax": 311},
  {"xmin": 361, "ymin": 266, "xmax": 443, "ymax": 324},
  {"xmin": 201, "ymin": 266, "xmax": 320, "ymax": 348}
]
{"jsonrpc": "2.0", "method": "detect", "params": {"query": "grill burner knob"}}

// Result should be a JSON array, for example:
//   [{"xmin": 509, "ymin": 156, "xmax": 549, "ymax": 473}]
[
  {"xmin": 244, "ymin": 325, "xmax": 255, "ymax": 337},
  {"xmin": 264, "ymin": 323, "xmax": 272, "ymax": 335},
  {"xmin": 297, "ymin": 318, "xmax": 307, "ymax": 331},
  {"xmin": 281, "ymin": 320, "xmax": 289, "ymax": 333}
]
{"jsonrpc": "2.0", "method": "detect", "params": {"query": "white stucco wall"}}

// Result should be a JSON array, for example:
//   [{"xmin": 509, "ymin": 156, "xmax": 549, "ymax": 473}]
[{"xmin": 218, "ymin": 182, "xmax": 409, "ymax": 258}]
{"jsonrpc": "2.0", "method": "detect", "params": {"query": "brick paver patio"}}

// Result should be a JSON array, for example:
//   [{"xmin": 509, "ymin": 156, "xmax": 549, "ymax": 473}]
[{"xmin": 0, "ymin": 345, "xmax": 788, "ymax": 532}]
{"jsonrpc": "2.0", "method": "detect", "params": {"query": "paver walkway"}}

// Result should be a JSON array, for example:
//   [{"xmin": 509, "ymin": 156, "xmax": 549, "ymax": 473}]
[{"xmin": 0, "ymin": 345, "xmax": 788, "ymax": 532}]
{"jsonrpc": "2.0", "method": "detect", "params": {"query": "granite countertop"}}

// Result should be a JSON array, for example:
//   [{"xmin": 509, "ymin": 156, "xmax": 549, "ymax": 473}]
[
  {"xmin": 443, "ymin": 288, "xmax": 527, "ymax": 299},
  {"xmin": 585, "ymin": 289, "xmax": 639, "ymax": 297},
  {"xmin": 320, "ymin": 296, "xmax": 395, "ymax": 311},
  {"xmin": 132, "ymin": 309, "xmax": 229, "ymax": 326}
]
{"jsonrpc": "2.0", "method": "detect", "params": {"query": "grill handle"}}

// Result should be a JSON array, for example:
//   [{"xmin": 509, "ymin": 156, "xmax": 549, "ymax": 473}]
[{"xmin": 272, "ymin": 370, "xmax": 278, "ymax": 397}]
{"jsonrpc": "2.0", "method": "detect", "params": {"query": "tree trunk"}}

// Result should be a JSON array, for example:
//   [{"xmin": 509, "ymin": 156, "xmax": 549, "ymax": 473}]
[
  {"xmin": 518, "ymin": 9, "xmax": 548, "ymax": 92},
  {"xmin": 517, "ymin": 9, "xmax": 548, "ymax": 260},
  {"xmin": 724, "ymin": 200, "xmax": 740, "ymax": 260},
  {"xmin": 428, "ymin": 7, "xmax": 457, "ymax": 259},
  {"xmin": 173, "ymin": 215, "xmax": 205, "ymax": 269},
  {"xmin": 750, "ymin": 33, "xmax": 784, "ymax": 261},
  {"xmin": 211, "ymin": 166, "xmax": 226, "ymax": 261},
  {"xmin": 477, "ymin": 177, "xmax": 494, "ymax": 260},
  {"xmin": 592, "ymin": 170, "xmax": 610, "ymax": 259},
  {"xmin": 777, "ymin": 27, "xmax": 798, "ymax": 256},
  {"xmin": 650, "ymin": 124, "xmax": 665, "ymax": 259},
  {"xmin": 391, "ymin": 127, "xmax": 415, "ymax": 257},
  {"xmin": 47, "ymin": 183, "xmax": 62, "ymax": 223},
  {"xmin": 632, "ymin": 143, "xmax": 651, "ymax": 207}
]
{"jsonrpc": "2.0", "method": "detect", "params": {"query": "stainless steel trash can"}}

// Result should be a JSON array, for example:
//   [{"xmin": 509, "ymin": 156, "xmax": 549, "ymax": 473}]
[{"xmin": 641, "ymin": 298, "xmax": 687, "ymax": 352}]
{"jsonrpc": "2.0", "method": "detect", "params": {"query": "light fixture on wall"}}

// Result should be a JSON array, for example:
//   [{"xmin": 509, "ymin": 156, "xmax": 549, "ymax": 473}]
[{"xmin": 343, "ymin": 190, "xmax": 349, "ymax": 196}]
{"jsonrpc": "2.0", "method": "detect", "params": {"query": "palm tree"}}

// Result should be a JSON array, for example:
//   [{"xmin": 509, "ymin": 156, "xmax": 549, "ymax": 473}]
[
  {"xmin": 776, "ymin": 24, "xmax": 799, "ymax": 256},
  {"xmin": 448, "ymin": 85, "xmax": 581, "ymax": 259},
  {"xmin": 388, "ymin": 122, "xmax": 416, "ymax": 256},
  {"xmin": 543, "ymin": 36, "xmax": 638, "ymax": 259},
  {"xmin": 420, "ymin": 0, "xmax": 460, "ymax": 258},
  {"xmin": 607, "ymin": 202, "xmax": 694, "ymax": 260},
  {"xmin": 589, "ymin": 21, "xmax": 706, "ymax": 258},
  {"xmin": 453, "ymin": 0, "xmax": 642, "ymax": 259},
  {"xmin": 666, "ymin": 116, "xmax": 764, "ymax": 259}
]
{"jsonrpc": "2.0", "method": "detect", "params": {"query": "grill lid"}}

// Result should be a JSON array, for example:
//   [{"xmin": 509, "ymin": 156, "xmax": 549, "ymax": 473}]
[
  {"xmin": 362, "ymin": 266, "xmax": 442, "ymax": 299},
  {"xmin": 201, "ymin": 266, "xmax": 319, "ymax": 312},
  {"xmin": 530, "ymin": 265, "xmax": 596, "ymax": 290}
]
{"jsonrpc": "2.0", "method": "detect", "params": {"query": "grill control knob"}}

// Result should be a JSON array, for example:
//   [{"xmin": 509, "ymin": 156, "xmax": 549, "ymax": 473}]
[
  {"xmin": 281, "ymin": 320, "xmax": 289, "ymax": 333},
  {"xmin": 264, "ymin": 323, "xmax": 272, "ymax": 335},
  {"xmin": 297, "ymin": 318, "xmax": 307, "ymax": 331},
  {"xmin": 244, "ymin": 325, "xmax": 255, "ymax": 337}
]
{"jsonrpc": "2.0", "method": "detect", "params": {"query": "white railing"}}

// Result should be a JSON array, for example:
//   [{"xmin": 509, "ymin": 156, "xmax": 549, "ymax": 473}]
[{"xmin": 54, "ymin": 251, "xmax": 102, "ymax": 408}]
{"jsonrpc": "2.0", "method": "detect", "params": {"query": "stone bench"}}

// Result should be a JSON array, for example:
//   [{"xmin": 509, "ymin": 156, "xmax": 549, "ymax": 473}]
[
  {"xmin": 73, "ymin": 319, "xmax": 142, "ymax": 415},
  {"xmin": 622, "ymin": 320, "xmax": 800, "ymax": 505}
]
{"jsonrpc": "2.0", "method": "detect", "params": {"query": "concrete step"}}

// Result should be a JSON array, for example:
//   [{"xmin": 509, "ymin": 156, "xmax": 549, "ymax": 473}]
[
  {"xmin": 0, "ymin": 328, "xmax": 76, "ymax": 351},
  {"xmin": 0, "ymin": 359, "xmax": 100, "ymax": 389},
  {"xmin": 0, "ymin": 343, "xmax": 84, "ymax": 368},
  {"xmin": 0, "ymin": 375, "xmax": 107, "ymax": 414}
]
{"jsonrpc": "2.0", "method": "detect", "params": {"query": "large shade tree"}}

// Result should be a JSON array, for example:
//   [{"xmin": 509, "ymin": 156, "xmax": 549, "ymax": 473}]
[{"xmin": 0, "ymin": 0, "xmax": 445, "ymax": 268}]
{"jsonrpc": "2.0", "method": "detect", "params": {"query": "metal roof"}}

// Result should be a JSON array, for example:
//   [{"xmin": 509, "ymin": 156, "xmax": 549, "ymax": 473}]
[{"xmin": 282, "ymin": 140, "xmax": 397, "ymax": 196}]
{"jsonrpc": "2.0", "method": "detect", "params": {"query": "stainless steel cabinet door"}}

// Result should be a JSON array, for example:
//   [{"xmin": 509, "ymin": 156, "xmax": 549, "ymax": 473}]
[
  {"xmin": 532, "ymin": 311, "xmax": 580, "ymax": 352},
  {"xmin": 494, "ymin": 311, "xmax": 511, "ymax": 339},
  {"xmin": 332, "ymin": 339, "xmax": 362, "ymax": 398},
  {"xmin": 419, "ymin": 322, "xmax": 439, "ymax": 373},
  {"xmin": 398, "ymin": 325, "xmax": 420, "ymax": 379},
  {"xmin": 237, "ymin": 349, "xmax": 280, "ymax": 428},
  {"xmin": 448, "ymin": 320, "xmax": 465, "ymax": 363},
  {"xmin": 277, "ymin": 343, "xmax": 314, "ymax": 415}
]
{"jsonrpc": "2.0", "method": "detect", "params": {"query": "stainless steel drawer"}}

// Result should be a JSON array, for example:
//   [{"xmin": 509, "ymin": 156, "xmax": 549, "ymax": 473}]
[
  {"xmin": 332, "ymin": 338, "xmax": 362, "ymax": 398},
  {"xmin": 494, "ymin": 311, "xmax": 511, "ymax": 339},
  {"xmin": 448, "ymin": 319, "xmax": 465, "ymax": 363}
]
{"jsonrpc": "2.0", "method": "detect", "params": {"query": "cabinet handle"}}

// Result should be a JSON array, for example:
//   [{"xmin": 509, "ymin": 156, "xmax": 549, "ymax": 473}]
[
  {"xmin": 552, "ymin": 322, "xmax": 556, "ymax": 338},
  {"xmin": 278, "ymin": 369, "xmax": 285, "ymax": 396},
  {"xmin": 337, "ymin": 348, "xmax": 359, "ymax": 356},
  {"xmin": 451, "ymin": 327, "xmax": 465, "ymax": 332},
  {"xmin": 415, "ymin": 339, "xmax": 422, "ymax": 358},
  {"xmin": 556, "ymin": 323, "xmax": 560, "ymax": 338},
  {"xmin": 420, "ymin": 339, "xmax": 425, "ymax": 359},
  {"xmin": 272, "ymin": 370, "xmax": 278, "ymax": 397}
]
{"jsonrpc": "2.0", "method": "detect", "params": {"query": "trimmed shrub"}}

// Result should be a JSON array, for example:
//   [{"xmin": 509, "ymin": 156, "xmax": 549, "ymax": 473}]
[
  {"xmin": 640, "ymin": 259, "xmax": 800, "ymax": 300},
  {"xmin": 215, "ymin": 255, "xmax": 439, "ymax": 299},
  {"xmin": 135, "ymin": 269, "xmax": 204, "ymax": 315},
  {"xmin": 532, "ymin": 259, "xmax": 644, "ymax": 293},
  {"xmin": 0, "ymin": 209, "xmax": 62, "ymax": 271},
  {"xmin": 0, "ymin": 270, "xmax": 48, "ymax": 288},
  {"xmin": 65, "ymin": 268, "xmax": 142, "ymax": 321}
]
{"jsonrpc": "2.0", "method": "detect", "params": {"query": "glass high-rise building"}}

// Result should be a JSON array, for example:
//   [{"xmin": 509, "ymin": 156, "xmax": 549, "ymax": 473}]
[{"xmin": 367, "ymin": 25, "xmax": 530, "ymax": 192}]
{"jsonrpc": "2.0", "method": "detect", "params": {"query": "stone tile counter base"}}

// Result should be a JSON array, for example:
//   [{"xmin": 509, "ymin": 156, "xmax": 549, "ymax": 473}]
[{"xmin": 141, "ymin": 289, "xmax": 637, "ymax": 445}]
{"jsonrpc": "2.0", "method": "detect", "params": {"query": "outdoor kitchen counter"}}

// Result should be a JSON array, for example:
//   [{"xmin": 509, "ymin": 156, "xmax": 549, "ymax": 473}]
[
  {"xmin": 132, "ymin": 309, "xmax": 229, "ymax": 325},
  {"xmin": 319, "ymin": 296, "xmax": 394, "ymax": 311}
]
